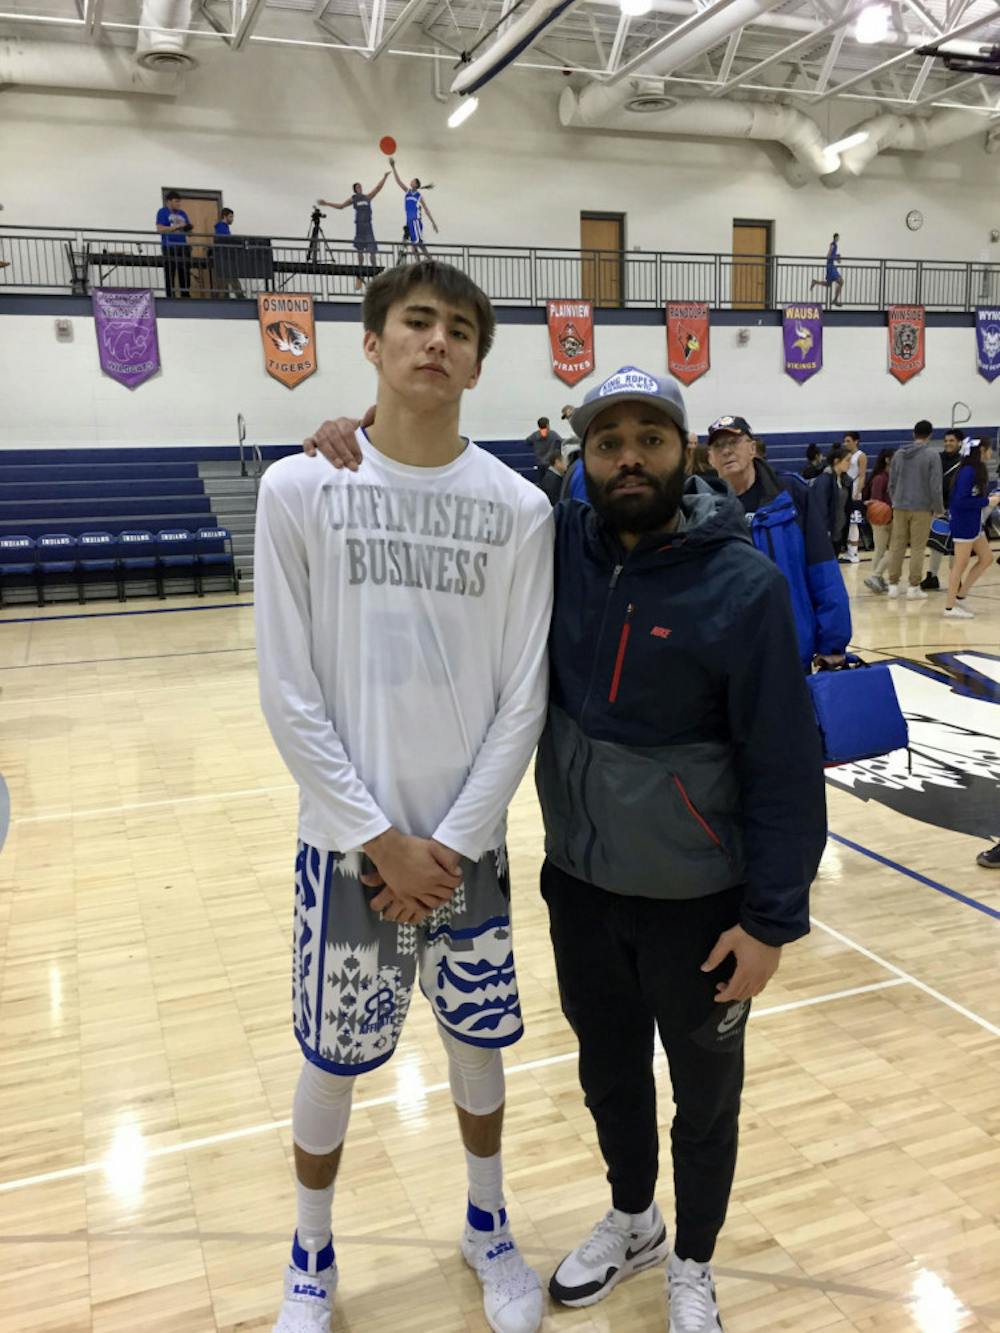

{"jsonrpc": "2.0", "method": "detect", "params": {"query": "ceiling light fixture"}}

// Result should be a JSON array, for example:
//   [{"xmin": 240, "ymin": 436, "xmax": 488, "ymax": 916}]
[
  {"xmin": 620, "ymin": 0, "xmax": 652, "ymax": 16},
  {"xmin": 448, "ymin": 96, "xmax": 479, "ymax": 128},
  {"xmin": 855, "ymin": 3, "xmax": 890, "ymax": 44}
]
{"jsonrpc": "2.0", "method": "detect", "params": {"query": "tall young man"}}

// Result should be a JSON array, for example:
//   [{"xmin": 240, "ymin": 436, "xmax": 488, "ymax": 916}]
[
  {"xmin": 256, "ymin": 261, "xmax": 553, "ymax": 1333},
  {"xmin": 886, "ymin": 419, "xmax": 944, "ymax": 598},
  {"xmin": 841, "ymin": 431, "xmax": 866, "ymax": 563}
]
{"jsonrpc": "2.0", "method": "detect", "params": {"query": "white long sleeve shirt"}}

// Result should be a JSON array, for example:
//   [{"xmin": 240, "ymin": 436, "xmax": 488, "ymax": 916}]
[{"xmin": 254, "ymin": 435, "xmax": 554, "ymax": 860}]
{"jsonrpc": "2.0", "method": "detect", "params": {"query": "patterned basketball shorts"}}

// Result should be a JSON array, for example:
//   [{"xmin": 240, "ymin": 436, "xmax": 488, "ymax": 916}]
[{"xmin": 293, "ymin": 842, "xmax": 524, "ymax": 1076}]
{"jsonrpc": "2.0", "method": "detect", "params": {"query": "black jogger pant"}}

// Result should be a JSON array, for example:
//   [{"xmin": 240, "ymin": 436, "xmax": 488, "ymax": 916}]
[{"xmin": 541, "ymin": 858, "xmax": 748, "ymax": 1263}]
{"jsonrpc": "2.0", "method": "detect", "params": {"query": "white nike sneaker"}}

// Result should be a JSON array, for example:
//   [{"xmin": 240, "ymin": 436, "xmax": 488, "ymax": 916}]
[
  {"xmin": 549, "ymin": 1204, "xmax": 669, "ymax": 1308},
  {"xmin": 667, "ymin": 1253, "xmax": 723, "ymax": 1332},
  {"xmin": 944, "ymin": 604, "xmax": 975, "ymax": 619},
  {"xmin": 462, "ymin": 1204, "xmax": 543, "ymax": 1333},
  {"xmin": 272, "ymin": 1263, "xmax": 337, "ymax": 1332},
  {"xmin": 906, "ymin": 585, "xmax": 928, "ymax": 599},
  {"xmin": 887, "ymin": 583, "xmax": 900, "ymax": 598}
]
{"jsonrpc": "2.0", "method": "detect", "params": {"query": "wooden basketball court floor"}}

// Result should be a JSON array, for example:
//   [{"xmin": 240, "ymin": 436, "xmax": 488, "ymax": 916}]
[{"xmin": 1, "ymin": 559, "xmax": 998, "ymax": 1333}]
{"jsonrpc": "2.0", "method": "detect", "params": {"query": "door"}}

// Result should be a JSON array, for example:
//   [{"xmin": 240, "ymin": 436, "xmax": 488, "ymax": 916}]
[
  {"xmin": 168, "ymin": 190, "xmax": 224, "ymax": 297},
  {"xmin": 732, "ymin": 220, "xmax": 771, "ymax": 310},
  {"xmin": 581, "ymin": 213, "xmax": 624, "ymax": 308}
]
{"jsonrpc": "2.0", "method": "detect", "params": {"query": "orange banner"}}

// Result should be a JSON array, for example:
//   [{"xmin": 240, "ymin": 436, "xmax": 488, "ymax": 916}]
[
  {"xmin": 888, "ymin": 305, "xmax": 925, "ymax": 383},
  {"xmin": 547, "ymin": 300, "xmax": 594, "ymax": 387},
  {"xmin": 259, "ymin": 293, "xmax": 317, "ymax": 389},
  {"xmin": 666, "ymin": 302, "xmax": 710, "ymax": 386}
]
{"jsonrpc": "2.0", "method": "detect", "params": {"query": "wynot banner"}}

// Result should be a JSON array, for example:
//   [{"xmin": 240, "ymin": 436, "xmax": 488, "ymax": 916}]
[
  {"xmin": 92, "ymin": 289, "xmax": 160, "ymax": 390},
  {"xmin": 547, "ymin": 300, "xmax": 594, "ymax": 387},
  {"xmin": 666, "ymin": 303, "xmax": 710, "ymax": 386},
  {"xmin": 782, "ymin": 304, "xmax": 823, "ymax": 384},
  {"xmin": 888, "ymin": 305, "xmax": 925, "ymax": 383},
  {"xmin": 258, "ymin": 293, "xmax": 317, "ymax": 388},
  {"xmin": 976, "ymin": 307, "xmax": 1000, "ymax": 383}
]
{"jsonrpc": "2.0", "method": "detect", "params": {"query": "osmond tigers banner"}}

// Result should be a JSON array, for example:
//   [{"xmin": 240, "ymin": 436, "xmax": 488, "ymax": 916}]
[
  {"xmin": 888, "ymin": 305, "xmax": 925, "ymax": 383},
  {"xmin": 547, "ymin": 300, "xmax": 594, "ymax": 387},
  {"xmin": 666, "ymin": 303, "xmax": 710, "ymax": 385},
  {"xmin": 258, "ymin": 293, "xmax": 317, "ymax": 389}
]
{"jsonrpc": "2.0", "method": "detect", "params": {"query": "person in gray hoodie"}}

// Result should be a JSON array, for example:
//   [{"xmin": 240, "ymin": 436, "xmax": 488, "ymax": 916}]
[{"xmin": 886, "ymin": 419, "xmax": 944, "ymax": 598}]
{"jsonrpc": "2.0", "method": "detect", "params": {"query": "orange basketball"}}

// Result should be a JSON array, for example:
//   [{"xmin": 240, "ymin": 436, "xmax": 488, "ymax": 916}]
[
  {"xmin": 379, "ymin": 135, "xmax": 397, "ymax": 155},
  {"xmin": 867, "ymin": 500, "xmax": 892, "ymax": 526}
]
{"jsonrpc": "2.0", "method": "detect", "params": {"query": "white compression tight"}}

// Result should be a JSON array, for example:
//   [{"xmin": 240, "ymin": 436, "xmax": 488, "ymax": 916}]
[{"xmin": 291, "ymin": 1030, "xmax": 506, "ymax": 1156}]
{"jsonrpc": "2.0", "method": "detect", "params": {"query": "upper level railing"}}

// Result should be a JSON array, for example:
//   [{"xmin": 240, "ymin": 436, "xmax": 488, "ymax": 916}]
[{"xmin": 2, "ymin": 224, "xmax": 1000, "ymax": 312}]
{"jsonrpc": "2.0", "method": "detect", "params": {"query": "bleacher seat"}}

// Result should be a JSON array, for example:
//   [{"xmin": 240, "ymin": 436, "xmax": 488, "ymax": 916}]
[
  {"xmin": 196, "ymin": 527, "xmax": 237, "ymax": 594},
  {"xmin": 0, "ymin": 535, "xmax": 38, "ymax": 606},
  {"xmin": 37, "ymin": 533, "xmax": 79, "ymax": 602},
  {"xmin": 157, "ymin": 528, "xmax": 200, "ymax": 596},
  {"xmin": 78, "ymin": 531, "xmax": 121, "ymax": 602},
  {"xmin": 118, "ymin": 530, "xmax": 163, "ymax": 599}
]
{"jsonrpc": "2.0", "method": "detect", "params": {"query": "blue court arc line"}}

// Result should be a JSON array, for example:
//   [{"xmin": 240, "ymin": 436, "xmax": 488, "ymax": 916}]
[
  {"xmin": 829, "ymin": 831, "xmax": 1000, "ymax": 922},
  {"xmin": 0, "ymin": 601, "xmax": 252, "ymax": 625}
]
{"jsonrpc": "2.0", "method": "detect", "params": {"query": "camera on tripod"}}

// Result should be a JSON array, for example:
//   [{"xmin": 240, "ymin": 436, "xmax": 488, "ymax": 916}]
[{"xmin": 311, "ymin": 205, "xmax": 327, "ymax": 225}]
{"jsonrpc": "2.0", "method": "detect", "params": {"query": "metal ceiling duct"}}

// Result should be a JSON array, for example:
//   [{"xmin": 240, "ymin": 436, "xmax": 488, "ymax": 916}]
[
  {"xmin": 0, "ymin": 36, "xmax": 186, "ymax": 93},
  {"xmin": 136, "ymin": 0, "xmax": 197, "ymax": 72},
  {"xmin": 830, "ymin": 107, "xmax": 991, "ymax": 178}
]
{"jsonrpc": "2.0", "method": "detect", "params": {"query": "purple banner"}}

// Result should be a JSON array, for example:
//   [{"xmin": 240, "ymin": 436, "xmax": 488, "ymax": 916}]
[
  {"xmin": 976, "ymin": 307, "xmax": 1000, "ymax": 383},
  {"xmin": 92, "ymin": 289, "xmax": 160, "ymax": 389},
  {"xmin": 782, "ymin": 304, "xmax": 823, "ymax": 384}
]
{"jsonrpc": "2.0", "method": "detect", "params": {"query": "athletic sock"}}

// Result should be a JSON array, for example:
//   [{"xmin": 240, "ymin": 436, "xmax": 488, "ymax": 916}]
[
  {"xmin": 293, "ymin": 1181, "xmax": 335, "ymax": 1274},
  {"xmin": 465, "ymin": 1148, "xmax": 505, "ymax": 1216},
  {"xmin": 630, "ymin": 1204, "xmax": 656, "ymax": 1233}
]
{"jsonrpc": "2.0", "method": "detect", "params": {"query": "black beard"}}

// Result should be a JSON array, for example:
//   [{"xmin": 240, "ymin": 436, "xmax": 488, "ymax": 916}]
[{"xmin": 585, "ymin": 461, "xmax": 687, "ymax": 537}]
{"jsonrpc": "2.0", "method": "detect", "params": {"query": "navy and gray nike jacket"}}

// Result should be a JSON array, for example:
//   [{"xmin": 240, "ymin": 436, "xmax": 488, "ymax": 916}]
[{"xmin": 535, "ymin": 478, "xmax": 827, "ymax": 946}]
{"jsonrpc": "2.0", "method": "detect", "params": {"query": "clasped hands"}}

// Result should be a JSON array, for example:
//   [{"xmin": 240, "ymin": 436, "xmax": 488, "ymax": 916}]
[{"xmin": 361, "ymin": 827, "xmax": 463, "ymax": 925}]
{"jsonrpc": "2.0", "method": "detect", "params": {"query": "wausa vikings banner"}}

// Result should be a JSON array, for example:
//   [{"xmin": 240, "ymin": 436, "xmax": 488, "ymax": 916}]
[
  {"xmin": 258, "ymin": 293, "xmax": 317, "ymax": 389},
  {"xmin": 888, "ymin": 305, "xmax": 925, "ymax": 383},
  {"xmin": 976, "ymin": 307, "xmax": 1000, "ymax": 383},
  {"xmin": 92, "ymin": 289, "xmax": 160, "ymax": 390},
  {"xmin": 547, "ymin": 300, "xmax": 594, "ymax": 387},
  {"xmin": 782, "ymin": 305, "xmax": 823, "ymax": 384},
  {"xmin": 666, "ymin": 303, "xmax": 710, "ymax": 386}
]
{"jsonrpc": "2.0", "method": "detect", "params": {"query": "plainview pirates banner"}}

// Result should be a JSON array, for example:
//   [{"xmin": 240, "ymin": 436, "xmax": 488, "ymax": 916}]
[
  {"xmin": 888, "ymin": 306, "xmax": 925, "ymax": 383},
  {"xmin": 782, "ymin": 305, "xmax": 823, "ymax": 384},
  {"xmin": 666, "ymin": 303, "xmax": 710, "ymax": 386},
  {"xmin": 259, "ymin": 293, "xmax": 317, "ymax": 389},
  {"xmin": 547, "ymin": 300, "xmax": 594, "ymax": 387}
]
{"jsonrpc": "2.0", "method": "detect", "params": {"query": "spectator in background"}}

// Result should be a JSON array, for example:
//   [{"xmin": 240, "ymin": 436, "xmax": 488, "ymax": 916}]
[
  {"xmin": 841, "ymin": 431, "xmax": 866, "ymax": 564},
  {"xmin": 156, "ymin": 190, "xmax": 192, "ymax": 299},
  {"xmin": 212, "ymin": 207, "xmax": 245, "ymax": 299},
  {"xmin": 527, "ymin": 417, "xmax": 562, "ymax": 482},
  {"xmin": 800, "ymin": 444, "xmax": 825, "ymax": 481},
  {"xmin": 943, "ymin": 439, "xmax": 998, "ymax": 619},
  {"xmin": 921, "ymin": 428, "xmax": 964, "ymax": 591},
  {"xmin": 752, "ymin": 437, "xmax": 767, "ymax": 459},
  {"xmin": 811, "ymin": 446, "xmax": 852, "ymax": 550},
  {"xmin": 886, "ymin": 420, "xmax": 943, "ymax": 599},
  {"xmin": 686, "ymin": 441, "xmax": 716, "ymax": 478},
  {"xmin": 539, "ymin": 452, "xmax": 569, "ymax": 506},
  {"xmin": 863, "ymin": 449, "xmax": 894, "ymax": 593},
  {"xmin": 706, "ymin": 415, "xmax": 850, "ymax": 669}
]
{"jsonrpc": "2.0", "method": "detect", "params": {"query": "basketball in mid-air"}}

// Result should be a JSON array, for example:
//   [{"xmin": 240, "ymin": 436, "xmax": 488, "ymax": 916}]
[
  {"xmin": 380, "ymin": 136, "xmax": 397, "ymax": 155},
  {"xmin": 867, "ymin": 500, "xmax": 892, "ymax": 525}
]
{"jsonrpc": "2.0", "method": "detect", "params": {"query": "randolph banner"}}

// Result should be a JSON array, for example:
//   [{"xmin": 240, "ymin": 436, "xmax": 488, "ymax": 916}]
[
  {"xmin": 976, "ymin": 307, "xmax": 1000, "ymax": 383},
  {"xmin": 888, "ymin": 305, "xmax": 925, "ymax": 383},
  {"xmin": 782, "ymin": 305, "xmax": 823, "ymax": 384},
  {"xmin": 258, "ymin": 293, "xmax": 317, "ymax": 389},
  {"xmin": 92, "ymin": 289, "xmax": 160, "ymax": 390},
  {"xmin": 666, "ymin": 303, "xmax": 710, "ymax": 386},
  {"xmin": 547, "ymin": 300, "xmax": 594, "ymax": 387}
]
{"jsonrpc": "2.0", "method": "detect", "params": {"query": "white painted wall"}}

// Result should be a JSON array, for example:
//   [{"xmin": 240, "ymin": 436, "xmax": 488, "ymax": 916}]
[
  {"xmin": 3, "ymin": 311, "xmax": 996, "ymax": 448},
  {"xmin": 2, "ymin": 42, "xmax": 1000, "ymax": 263}
]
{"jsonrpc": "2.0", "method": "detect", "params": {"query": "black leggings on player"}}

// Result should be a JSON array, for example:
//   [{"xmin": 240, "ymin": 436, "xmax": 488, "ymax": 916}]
[{"xmin": 541, "ymin": 860, "xmax": 747, "ymax": 1264}]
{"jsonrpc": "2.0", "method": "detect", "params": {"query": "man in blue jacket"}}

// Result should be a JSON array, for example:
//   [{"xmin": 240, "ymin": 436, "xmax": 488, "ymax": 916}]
[{"xmin": 705, "ymin": 415, "xmax": 851, "ymax": 668}]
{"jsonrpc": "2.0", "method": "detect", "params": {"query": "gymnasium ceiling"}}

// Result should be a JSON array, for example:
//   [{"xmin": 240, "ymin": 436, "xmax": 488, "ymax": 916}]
[{"xmin": 2, "ymin": 0, "xmax": 1000, "ymax": 114}]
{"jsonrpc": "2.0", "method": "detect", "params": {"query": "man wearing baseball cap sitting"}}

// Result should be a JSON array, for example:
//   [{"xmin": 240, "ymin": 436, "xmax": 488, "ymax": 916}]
[
  {"xmin": 302, "ymin": 366, "xmax": 827, "ymax": 1332},
  {"xmin": 706, "ymin": 415, "xmax": 850, "ymax": 669}
]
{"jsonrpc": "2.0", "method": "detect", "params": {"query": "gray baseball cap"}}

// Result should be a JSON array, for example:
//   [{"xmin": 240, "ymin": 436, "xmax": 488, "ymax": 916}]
[{"xmin": 571, "ymin": 366, "xmax": 689, "ymax": 443}]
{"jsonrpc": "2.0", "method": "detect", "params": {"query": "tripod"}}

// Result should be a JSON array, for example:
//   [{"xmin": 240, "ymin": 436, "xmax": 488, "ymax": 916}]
[{"xmin": 279, "ymin": 207, "xmax": 341, "ymax": 294}]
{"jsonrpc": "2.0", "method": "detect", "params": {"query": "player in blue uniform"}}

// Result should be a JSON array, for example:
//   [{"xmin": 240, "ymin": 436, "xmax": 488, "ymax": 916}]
[
  {"xmin": 389, "ymin": 156, "xmax": 438, "ymax": 259},
  {"xmin": 319, "ymin": 172, "xmax": 390, "ymax": 289},
  {"xmin": 811, "ymin": 232, "xmax": 844, "ymax": 306}
]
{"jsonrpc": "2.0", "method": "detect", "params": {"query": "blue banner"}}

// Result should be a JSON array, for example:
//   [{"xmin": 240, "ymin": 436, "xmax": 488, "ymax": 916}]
[{"xmin": 976, "ymin": 307, "xmax": 1000, "ymax": 383}]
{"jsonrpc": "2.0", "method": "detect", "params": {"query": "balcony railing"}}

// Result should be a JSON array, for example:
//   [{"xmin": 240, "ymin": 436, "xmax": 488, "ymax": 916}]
[{"xmin": 2, "ymin": 224, "xmax": 1000, "ymax": 312}]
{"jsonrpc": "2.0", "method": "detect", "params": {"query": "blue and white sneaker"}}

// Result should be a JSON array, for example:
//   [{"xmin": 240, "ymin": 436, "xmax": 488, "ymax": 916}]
[
  {"xmin": 272, "ymin": 1233, "xmax": 338, "ymax": 1332},
  {"xmin": 549, "ymin": 1204, "xmax": 669, "ymax": 1307},
  {"xmin": 461, "ymin": 1201, "xmax": 543, "ymax": 1333}
]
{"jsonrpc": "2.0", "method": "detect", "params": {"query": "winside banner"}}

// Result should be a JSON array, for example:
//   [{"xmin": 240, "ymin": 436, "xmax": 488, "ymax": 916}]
[
  {"xmin": 666, "ymin": 303, "xmax": 710, "ymax": 386},
  {"xmin": 547, "ymin": 301, "xmax": 594, "ymax": 387},
  {"xmin": 888, "ymin": 305, "xmax": 925, "ymax": 383},
  {"xmin": 976, "ymin": 307, "xmax": 1000, "ymax": 383},
  {"xmin": 259, "ymin": 293, "xmax": 317, "ymax": 388}
]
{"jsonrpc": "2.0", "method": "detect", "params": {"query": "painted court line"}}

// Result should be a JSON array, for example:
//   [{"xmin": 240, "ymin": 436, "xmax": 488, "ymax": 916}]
[
  {"xmin": 828, "ymin": 831, "xmax": 1000, "ymax": 922},
  {"xmin": 12, "ymin": 783, "xmax": 297, "ymax": 826},
  {"xmin": 0, "ymin": 978, "xmax": 912, "ymax": 1197},
  {"xmin": 0, "ymin": 602, "xmax": 251, "ymax": 626}
]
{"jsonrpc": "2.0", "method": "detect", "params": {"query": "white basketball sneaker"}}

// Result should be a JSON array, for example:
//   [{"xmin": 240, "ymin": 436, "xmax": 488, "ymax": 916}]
[
  {"xmin": 667, "ymin": 1253, "xmax": 723, "ymax": 1332},
  {"xmin": 461, "ymin": 1202, "xmax": 543, "ymax": 1333},
  {"xmin": 549, "ymin": 1204, "xmax": 669, "ymax": 1308},
  {"xmin": 272, "ymin": 1234, "xmax": 337, "ymax": 1333}
]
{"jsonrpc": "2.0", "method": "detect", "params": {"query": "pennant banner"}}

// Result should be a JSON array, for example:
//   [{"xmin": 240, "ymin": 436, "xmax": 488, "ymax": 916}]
[
  {"xmin": 259, "ymin": 293, "xmax": 317, "ymax": 389},
  {"xmin": 976, "ymin": 307, "xmax": 1000, "ymax": 383},
  {"xmin": 666, "ymin": 302, "xmax": 710, "ymax": 386},
  {"xmin": 92, "ymin": 289, "xmax": 160, "ymax": 390},
  {"xmin": 888, "ymin": 305, "xmax": 925, "ymax": 383},
  {"xmin": 782, "ymin": 304, "xmax": 823, "ymax": 384},
  {"xmin": 547, "ymin": 300, "xmax": 594, "ymax": 387}
]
